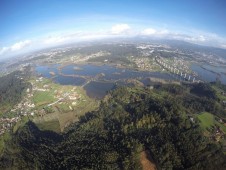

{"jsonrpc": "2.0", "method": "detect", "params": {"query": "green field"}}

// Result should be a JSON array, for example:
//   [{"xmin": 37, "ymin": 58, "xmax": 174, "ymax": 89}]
[
  {"xmin": 33, "ymin": 99, "xmax": 97, "ymax": 132},
  {"xmin": 197, "ymin": 112, "xmax": 226, "ymax": 133},
  {"xmin": 197, "ymin": 112, "xmax": 215, "ymax": 129},
  {"xmin": 33, "ymin": 91, "xmax": 55, "ymax": 106},
  {"xmin": 35, "ymin": 119, "xmax": 61, "ymax": 133}
]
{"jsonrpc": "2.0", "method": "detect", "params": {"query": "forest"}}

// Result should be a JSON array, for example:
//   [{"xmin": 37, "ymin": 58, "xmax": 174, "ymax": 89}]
[
  {"xmin": 0, "ymin": 69, "xmax": 31, "ymax": 114},
  {"xmin": 0, "ymin": 83, "xmax": 226, "ymax": 169}
]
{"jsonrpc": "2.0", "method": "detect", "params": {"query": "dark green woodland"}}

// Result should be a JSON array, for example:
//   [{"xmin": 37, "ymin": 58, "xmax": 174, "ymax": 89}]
[{"xmin": 0, "ymin": 82, "xmax": 226, "ymax": 170}]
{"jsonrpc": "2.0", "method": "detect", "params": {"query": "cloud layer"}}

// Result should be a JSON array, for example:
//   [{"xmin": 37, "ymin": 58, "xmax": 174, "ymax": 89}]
[
  {"xmin": 1, "ymin": 24, "xmax": 226, "ymax": 58},
  {"xmin": 0, "ymin": 40, "xmax": 31, "ymax": 56},
  {"xmin": 141, "ymin": 28, "xmax": 157, "ymax": 35},
  {"xmin": 111, "ymin": 24, "xmax": 130, "ymax": 34}
]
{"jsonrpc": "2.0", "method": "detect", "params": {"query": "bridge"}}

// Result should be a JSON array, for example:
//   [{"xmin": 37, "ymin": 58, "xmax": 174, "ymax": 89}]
[{"xmin": 155, "ymin": 56, "xmax": 201, "ymax": 83}]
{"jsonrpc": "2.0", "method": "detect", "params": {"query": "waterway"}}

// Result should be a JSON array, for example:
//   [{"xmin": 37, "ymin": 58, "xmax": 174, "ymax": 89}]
[
  {"xmin": 35, "ymin": 64, "xmax": 175, "ymax": 99},
  {"xmin": 191, "ymin": 63, "xmax": 226, "ymax": 84},
  {"xmin": 36, "ymin": 63, "xmax": 226, "ymax": 99}
]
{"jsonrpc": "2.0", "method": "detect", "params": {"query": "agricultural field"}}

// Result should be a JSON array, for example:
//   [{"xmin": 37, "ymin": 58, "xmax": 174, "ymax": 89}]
[{"xmin": 30, "ymin": 77, "xmax": 98, "ymax": 132}]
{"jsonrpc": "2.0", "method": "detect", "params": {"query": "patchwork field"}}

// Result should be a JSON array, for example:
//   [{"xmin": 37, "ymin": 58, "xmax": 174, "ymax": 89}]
[{"xmin": 31, "ymin": 78, "xmax": 98, "ymax": 132}]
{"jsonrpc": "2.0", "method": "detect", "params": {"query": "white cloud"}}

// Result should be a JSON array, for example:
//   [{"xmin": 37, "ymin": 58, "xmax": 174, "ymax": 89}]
[
  {"xmin": 42, "ymin": 25, "xmax": 133, "ymax": 46},
  {"xmin": 141, "ymin": 28, "xmax": 170, "ymax": 36},
  {"xmin": 221, "ymin": 44, "xmax": 226, "ymax": 49},
  {"xmin": 11, "ymin": 40, "xmax": 31, "ymax": 51},
  {"xmin": 0, "ymin": 40, "xmax": 32, "ymax": 57},
  {"xmin": 158, "ymin": 29, "xmax": 169, "ymax": 35},
  {"xmin": 44, "ymin": 32, "xmax": 77, "ymax": 44},
  {"xmin": 1, "ymin": 25, "xmax": 226, "ymax": 59},
  {"xmin": 0, "ymin": 47, "xmax": 9, "ymax": 55},
  {"xmin": 111, "ymin": 24, "xmax": 130, "ymax": 34},
  {"xmin": 42, "ymin": 31, "xmax": 107, "ymax": 45},
  {"xmin": 141, "ymin": 28, "xmax": 156, "ymax": 35},
  {"xmin": 183, "ymin": 35, "xmax": 207, "ymax": 42},
  {"xmin": 43, "ymin": 36, "xmax": 69, "ymax": 44},
  {"xmin": 166, "ymin": 31, "xmax": 226, "ymax": 48},
  {"xmin": 139, "ymin": 27, "xmax": 226, "ymax": 48},
  {"xmin": 197, "ymin": 35, "xmax": 206, "ymax": 42}
]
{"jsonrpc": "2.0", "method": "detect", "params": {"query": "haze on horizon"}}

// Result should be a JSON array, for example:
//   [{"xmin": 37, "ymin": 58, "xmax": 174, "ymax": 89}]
[{"xmin": 0, "ymin": 0, "xmax": 226, "ymax": 59}]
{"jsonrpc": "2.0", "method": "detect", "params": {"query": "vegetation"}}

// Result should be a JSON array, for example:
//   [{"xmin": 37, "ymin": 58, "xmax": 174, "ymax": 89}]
[
  {"xmin": 33, "ymin": 91, "xmax": 55, "ymax": 106},
  {"xmin": 198, "ymin": 112, "xmax": 226, "ymax": 134},
  {"xmin": 197, "ymin": 112, "xmax": 215, "ymax": 129},
  {"xmin": 0, "ymin": 84, "xmax": 226, "ymax": 169},
  {"xmin": 0, "ymin": 70, "xmax": 31, "ymax": 114},
  {"xmin": 30, "ymin": 78, "xmax": 98, "ymax": 132},
  {"xmin": 35, "ymin": 119, "xmax": 61, "ymax": 132}
]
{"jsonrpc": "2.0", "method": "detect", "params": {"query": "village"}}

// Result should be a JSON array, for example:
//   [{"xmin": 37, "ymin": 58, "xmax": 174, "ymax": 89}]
[{"xmin": 0, "ymin": 75, "xmax": 84, "ymax": 136}]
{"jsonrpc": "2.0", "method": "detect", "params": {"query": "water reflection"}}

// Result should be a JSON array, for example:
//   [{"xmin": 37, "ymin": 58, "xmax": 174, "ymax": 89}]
[{"xmin": 191, "ymin": 63, "xmax": 226, "ymax": 84}]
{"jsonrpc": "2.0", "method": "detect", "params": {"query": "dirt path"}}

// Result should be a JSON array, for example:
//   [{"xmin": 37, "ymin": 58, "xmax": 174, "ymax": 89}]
[{"xmin": 140, "ymin": 150, "xmax": 157, "ymax": 170}]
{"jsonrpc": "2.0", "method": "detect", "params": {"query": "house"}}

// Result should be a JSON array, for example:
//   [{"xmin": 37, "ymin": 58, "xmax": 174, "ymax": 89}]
[
  {"xmin": 190, "ymin": 117, "xmax": 195, "ymax": 123},
  {"xmin": 223, "ymin": 100, "xmax": 226, "ymax": 106}
]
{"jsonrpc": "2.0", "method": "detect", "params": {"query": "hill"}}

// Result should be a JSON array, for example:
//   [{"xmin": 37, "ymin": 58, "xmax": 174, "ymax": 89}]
[
  {"xmin": 0, "ymin": 69, "xmax": 31, "ymax": 115},
  {"xmin": 0, "ymin": 84, "xmax": 226, "ymax": 169}
]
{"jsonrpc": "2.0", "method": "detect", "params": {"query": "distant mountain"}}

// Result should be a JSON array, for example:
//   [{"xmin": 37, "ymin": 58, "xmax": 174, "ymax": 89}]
[
  {"xmin": 162, "ymin": 39, "xmax": 226, "ymax": 58},
  {"xmin": 8, "ymin": 37, "xmax": 226, "ymax": 61},
  {"xmin": 90, "ymin": 37, "xmax": 226, "ymax": 59}
]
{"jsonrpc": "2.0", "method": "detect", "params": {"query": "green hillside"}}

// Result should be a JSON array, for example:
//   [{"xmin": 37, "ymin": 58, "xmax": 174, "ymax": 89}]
[{"xmin": 1, "ymin": 84, "xmax": 226, "ymax": 169}]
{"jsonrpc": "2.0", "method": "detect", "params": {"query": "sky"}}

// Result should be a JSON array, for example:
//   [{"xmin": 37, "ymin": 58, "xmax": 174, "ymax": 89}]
[{"xmin": 0, "ymin": 0, "xmax": 226, "ymax": 58}]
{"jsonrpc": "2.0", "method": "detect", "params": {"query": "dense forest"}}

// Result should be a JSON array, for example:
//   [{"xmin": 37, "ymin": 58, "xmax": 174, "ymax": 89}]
[
  {"xmin": 0, "ymin": 83, "xmax": 226, "ymax": 169},
  {"xmin": 0, "ymin": 69, "xmax": 31, "ymax": 114}
]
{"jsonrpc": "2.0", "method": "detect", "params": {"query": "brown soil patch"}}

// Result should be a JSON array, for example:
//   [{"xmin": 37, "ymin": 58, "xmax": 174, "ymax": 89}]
[{"xmin": 140, "ymin": 150, "xmax": 157, "ymax": 170}]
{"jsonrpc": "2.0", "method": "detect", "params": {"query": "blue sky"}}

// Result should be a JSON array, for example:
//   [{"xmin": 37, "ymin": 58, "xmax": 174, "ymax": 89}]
[{"xmin": 0, "ymin": 0, "xmax": 226, "ymax": 58}]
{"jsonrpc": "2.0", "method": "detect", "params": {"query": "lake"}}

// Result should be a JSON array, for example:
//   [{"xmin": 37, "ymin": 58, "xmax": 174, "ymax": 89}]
[
  {"xmin": 35, "ymin": 64, "xmax": 175, "ymax": 99},
  {"xmin": 191, "ymin": 63, "xmax": 226, "ymax": 84}
]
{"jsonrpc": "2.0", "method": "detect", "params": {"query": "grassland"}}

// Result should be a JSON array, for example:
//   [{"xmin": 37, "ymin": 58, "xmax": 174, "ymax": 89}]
[
  {"xmin": 35, "ymin": 119, "xmax": 61, "ymax": 133},
  {"xmin": 197, "ymin": 112, "xmax": 226, "ymax": 133},
  {"xmin": 197, "ymin": 112, "xmax": 215, "ymax": 129},
  {"xmin": 33, "ymin": 91, "xmax": 55, "ymax": 106}
]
